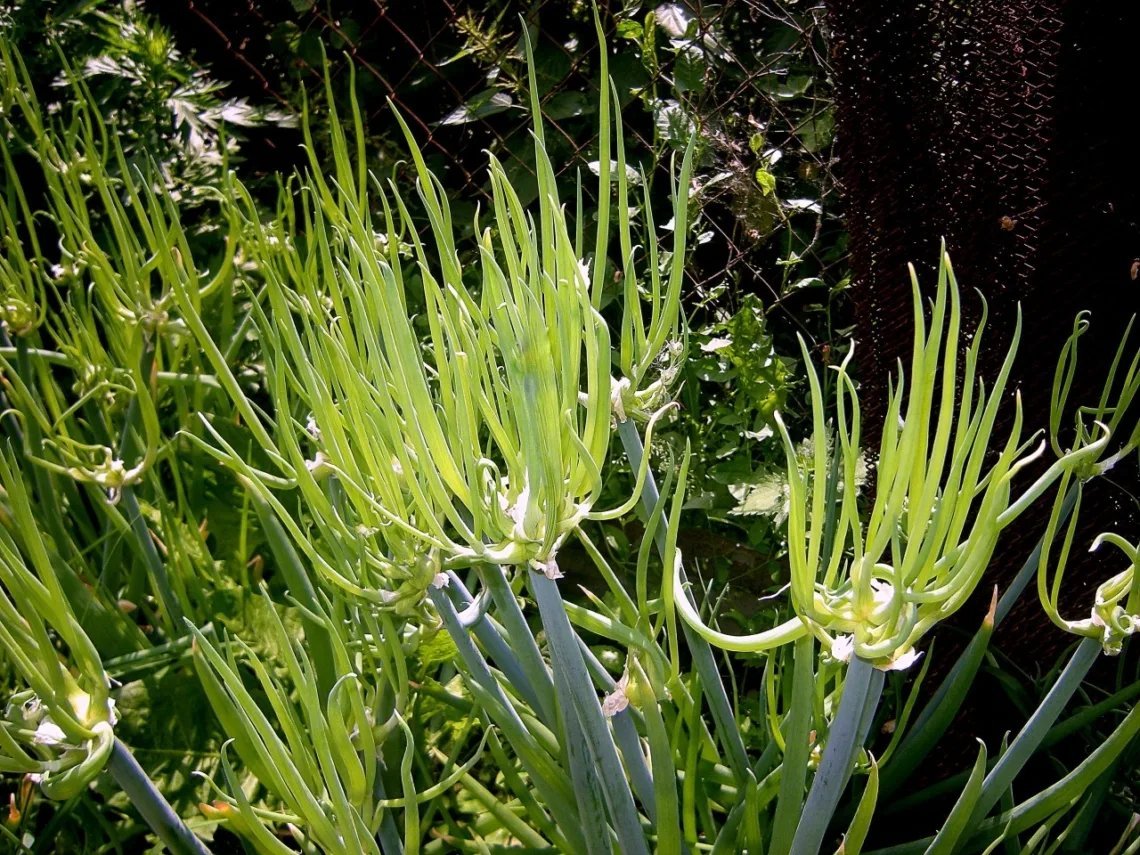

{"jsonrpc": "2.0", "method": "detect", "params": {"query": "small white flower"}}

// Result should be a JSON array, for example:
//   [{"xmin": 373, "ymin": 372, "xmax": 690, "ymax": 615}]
[
  {"xmin": 602, "ymin": 673, "xmax": 630, "ymax": 717},
  {"xmin": 878, "ymin": 647, "xmax": 923, "ymax": 672},
  {"xmin": 431, "ymin": 572, "xmax": 449, "ymax": 590},
  {"xmin": 33, "ymin": 720, "xmax": 67, "ymax": 747},
  {"xmin": 577, "ymin": 258, "xmax": 591, "ymax": 288},
  {"xmin": 831, "ymin": 635, "xmax": 854, "ymax": 663},
  {"xmin": 508, "ymin": 481, "xmax": 531, "ymax": 528},
  {"xmin": 870, "ymin": 579, "xmax": 895, "ymax": 607},
  {"xmin": 610, "ymin": 376, "xmax": 631, "ymax": 422},
  {"xmin": 305, "ymin": 451, "xmax": 332, "ymax": 479}
]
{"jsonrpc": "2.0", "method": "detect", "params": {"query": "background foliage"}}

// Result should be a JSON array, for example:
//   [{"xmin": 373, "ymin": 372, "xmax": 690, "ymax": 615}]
[{"xmin": 1, "ymin": 2, "xmax": 1137, "ymax": 854}]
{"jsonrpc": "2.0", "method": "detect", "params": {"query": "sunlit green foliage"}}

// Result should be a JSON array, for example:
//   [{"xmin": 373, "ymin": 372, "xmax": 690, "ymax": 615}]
[{"xmin": 0, "ymin": 10, "xmax": 1138, "ymax": 855}]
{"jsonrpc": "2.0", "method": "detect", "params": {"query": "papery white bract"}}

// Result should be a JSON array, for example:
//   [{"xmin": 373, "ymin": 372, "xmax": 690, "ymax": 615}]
[
  {"xmin": 831, "ymin": 635, "xmax": 854, "ymax": 663},
  {"xmin": 602, "ymin": 673, "xmax": 630, "ymax": 717}
]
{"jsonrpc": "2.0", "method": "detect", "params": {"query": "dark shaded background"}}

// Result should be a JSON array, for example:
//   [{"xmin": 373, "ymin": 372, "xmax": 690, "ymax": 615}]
[{"xmin": 824, "ymin": 0, "xmax": 1140, "ymax": 668}]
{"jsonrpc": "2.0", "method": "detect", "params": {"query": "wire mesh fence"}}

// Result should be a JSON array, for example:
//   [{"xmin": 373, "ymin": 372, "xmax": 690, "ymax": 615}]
[
  {"xmin": 156, "ymin": 0, "xmax": 847, "ymax": 345},
  {"xmin": 825, "ymin": 0, "xmax": 1140, "ymax": 661}
]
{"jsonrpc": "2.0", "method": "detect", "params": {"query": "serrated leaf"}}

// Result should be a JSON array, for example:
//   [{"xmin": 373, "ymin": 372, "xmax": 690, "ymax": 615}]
[
  {"xmin": 732, "ymin": 472, "xmax": 789, "ymax": 520},
  {"xmin": 675, "ymin": 49, "xmax": 706, "ymax": 95},
  {"xmin": 723, "ymin": 295, "xmax": 791, "ymax": 421}
]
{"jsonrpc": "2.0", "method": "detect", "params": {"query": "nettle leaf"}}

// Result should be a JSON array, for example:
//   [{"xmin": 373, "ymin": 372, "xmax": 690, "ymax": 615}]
[
  {"xmin": 723, "ymin": 296, "xmax": 791, "ymax": 422},
  {"xmin": 110, "ymin": 667, "xmax": 223, "ymax": 819},
  {"xmin": 674, "ymin": 48, "xmax": 707, "ymax": 95},
  {"xmin": 415, "ymin": 674, "xmax": 475, "ymax": 745},
  {"xmin": 732, "ymin": 471, "xmax": 790, "ymax": 523},
  {"xmin": 652, "ymin": 97, "xmax": 695, "ymax": 147},
  {"xmin": 419, "ymin": 628, "xmax": 461, "ymax": 667}
]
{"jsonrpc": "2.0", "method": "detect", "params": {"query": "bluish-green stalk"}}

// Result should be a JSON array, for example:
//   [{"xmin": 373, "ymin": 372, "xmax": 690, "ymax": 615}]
[
  {"xmin": 108, "ymin": 740, "xmax": 211, "ymax": 855},
  {"xmin": 789, "ymin": 656, "xmax": 884, "ymax": 855}
]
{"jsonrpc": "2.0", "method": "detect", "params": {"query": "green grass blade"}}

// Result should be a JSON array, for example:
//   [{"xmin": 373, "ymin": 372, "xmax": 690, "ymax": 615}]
[
  {"xmin": 616, "ymin": 417, "xmax": 751, "ymax": 783},
  {"xmin": 443, "ymin": 573, "xmax": 548, "ymax": 720},
  {"xmin": 925, "ymin": 740, "xmax": 988, "ymax": 854},
  {"xmin": 880, "ymin": 590, "xmax": 996, "ymax": 797},
  {"xmin": 477, "ymin": 563, "xmax": 558, "ymax": 724},
  {"xmin": 967, "ymin": 693, "xmax": 1140, "ymax": 848},
  {"xmin": 575, "ymin": 640, "xmax": 657, "ymax": 821},
  {"xmin": 428, "ymin": 587, "xmax": 585, "ymax": 850},
  {"xmin": 967, "ymin": 636, "xmax": 1101, "ymax": 827},
  {"xmin": 631, "ymin": 658, "xmax": 682, "ymax": 855},
  {"xmin": 107, "ymin": 739, "xmax": 210, "ymax": 855},
  {"xmin": 550, "ymin": 644, "xmax": 614, "ymax": 855},
  {"xmin": 249, "ymin": 494, "xmax": 337, "ymax": 699},
  {"xmin": 841, "ymin": 756, "xmax": 880, "ymax": 855}
]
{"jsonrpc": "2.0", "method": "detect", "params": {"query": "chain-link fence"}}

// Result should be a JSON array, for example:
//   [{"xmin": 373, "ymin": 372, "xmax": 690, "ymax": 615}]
[{"xmin": 156, "ymin": 0, "xmax": 846, "ymax": 346}]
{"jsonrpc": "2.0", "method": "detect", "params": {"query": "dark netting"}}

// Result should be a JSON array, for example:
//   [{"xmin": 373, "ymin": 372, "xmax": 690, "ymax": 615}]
[{"xmin": 825, "ymin": 0, "xmax": 1140, "ymax": 690}]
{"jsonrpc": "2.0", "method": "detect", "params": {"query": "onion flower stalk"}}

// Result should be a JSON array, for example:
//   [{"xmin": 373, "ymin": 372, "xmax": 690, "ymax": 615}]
[
  {"xmin": 674, "ymin": 247, "xmax": 1108, "ymax": 668},
  {"xmin": 178, "ymin": 19, "xmax": 693, "ymax": 617},
  {"xmin": 0, "ymin": 452, "xmax": 207, "ymax": 855},
  {"xmin": 1039, "ymin": 312, "xmax": 1139, "ymax": 653},
  {"xmin": 0, "ymin": 455, "xmax": 116, "ymax": 800}
]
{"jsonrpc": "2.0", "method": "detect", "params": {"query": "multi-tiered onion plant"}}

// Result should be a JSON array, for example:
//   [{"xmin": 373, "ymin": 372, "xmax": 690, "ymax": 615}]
[
  {"xmin": 171, "ymin": 17, "xmax": 712, "ymax": 850},
  {"xmin": 1, "ymin": 42, "xmax": 221, "ymax": 854},
  {"xmin": 3, "ymin": 16, "xmax": 1140, "ymax": 855}
]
